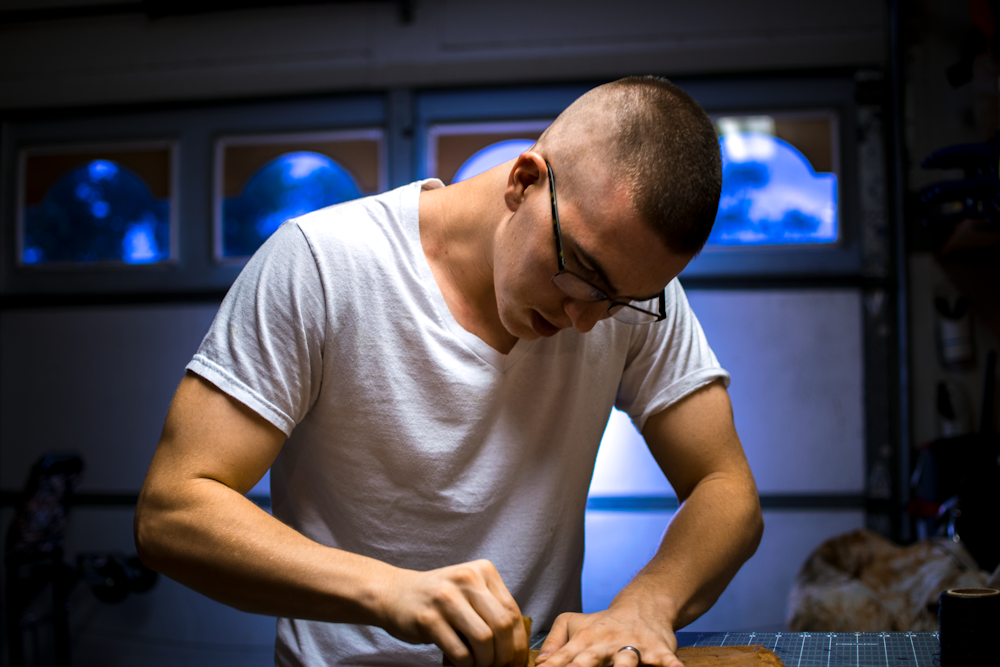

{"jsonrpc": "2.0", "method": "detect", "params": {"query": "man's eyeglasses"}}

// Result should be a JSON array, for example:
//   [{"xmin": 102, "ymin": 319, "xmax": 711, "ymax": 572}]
[{"xmin": 546, "ymin": 161, "xmax": 666, "ymax": 325}]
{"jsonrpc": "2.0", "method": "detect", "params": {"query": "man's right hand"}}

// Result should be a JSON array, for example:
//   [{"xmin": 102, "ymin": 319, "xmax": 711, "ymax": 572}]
[
  {"xmin": 137, "ymin": 374, "xmax": 526, "ymax": 667},
  {"xmin": 379, "ymin": 559, "xmax": 528, "ymax": 667}
]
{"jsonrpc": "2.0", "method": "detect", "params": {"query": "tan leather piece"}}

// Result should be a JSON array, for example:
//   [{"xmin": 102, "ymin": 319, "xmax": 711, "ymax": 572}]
[
  {"xmin": 522, "ymin": 617, "xmax": 537, "ymax": 667},
  {"xmin": 675, "ymin": 645, "xmax": 785, "ymax": 666},
  {"xmin": 445, "ymin": 623, "xmax": 785, "ymax": 667}
]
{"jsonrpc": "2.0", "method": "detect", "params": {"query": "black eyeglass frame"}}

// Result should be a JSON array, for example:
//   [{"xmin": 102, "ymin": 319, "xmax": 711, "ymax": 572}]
[{"xmin": 546, "ymin": 161, "xmax": 667, "ymax": 324}]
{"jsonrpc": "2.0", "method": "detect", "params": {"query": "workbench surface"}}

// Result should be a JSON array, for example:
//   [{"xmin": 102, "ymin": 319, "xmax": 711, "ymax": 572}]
[
  {"xmin": 674, "ymin": 632, "xmax": 939, "ymax": 667},
  {"xmin": 528, "ymin": 631, "xmax": 940, "ymax": 666}
]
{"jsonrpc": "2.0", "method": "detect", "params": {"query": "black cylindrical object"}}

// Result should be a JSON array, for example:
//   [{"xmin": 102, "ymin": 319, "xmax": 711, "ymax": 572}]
[{"xmin": 938, "ymin": 588, "xmax": 1000, "ymax": 666}]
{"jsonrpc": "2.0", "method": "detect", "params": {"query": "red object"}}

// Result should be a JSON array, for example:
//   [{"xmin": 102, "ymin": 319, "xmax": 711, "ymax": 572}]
[
  {"xmin": 908, "ymin": 497, "xmax": 943, "ymax": 519},
  {"xmin": 971, "ymin": 0, "xmax": 995, "ymax": 38}
]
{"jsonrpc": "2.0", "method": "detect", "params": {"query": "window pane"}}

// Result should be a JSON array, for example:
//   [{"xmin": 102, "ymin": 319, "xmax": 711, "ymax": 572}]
[
  {"xmin": 427, "ymin": 121, "xmax": 549, "ymax": 184},
  {"xmin": 583, "ymin": 510, "xmax": 673, "ymax": 612},
  {"xmin": 19, "ymin": 145, "xmax": 174, "ymax": 267},
  {"xmin": 222, "ymin": 152, "xmax": 361, "ymax": 257},
  {"xmin": 709, "ymin": 114, "xmax": 839, "ymax": 247},
  {"xmin": 453, "ymin": 139, "xmax": 537, "ymax": 182},
  {"xmin": 589, "ymin": 408, "xmax": 673, "ymax": 497},
  {"xmin": 216, "ymin": 131, "xmax": 384, "ymax": 260}
]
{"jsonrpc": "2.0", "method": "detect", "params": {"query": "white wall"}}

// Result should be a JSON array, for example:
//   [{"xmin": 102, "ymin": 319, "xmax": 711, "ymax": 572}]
[
  {"xmin": 0, "ymin": 304, "xmax": 287, "ymax": 667},
  {"xmin": 0, "ymin": 505, "xmax": 277, "ymax": 667},
  {"xmin": 0, "ymin": 304, "xmax": 219, "ymax": 492}
]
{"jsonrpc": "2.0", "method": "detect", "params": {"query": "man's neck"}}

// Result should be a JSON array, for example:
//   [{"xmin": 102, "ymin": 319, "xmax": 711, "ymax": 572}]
[{"xmin": 419, "ymin": 166, "xmax": 519, "ymax": 354}]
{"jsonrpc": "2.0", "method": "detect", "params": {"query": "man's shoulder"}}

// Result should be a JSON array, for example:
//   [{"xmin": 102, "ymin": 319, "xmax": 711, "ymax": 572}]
[
  {"xmin": 292, "ymin": 187, "xmax": 399, "ymax": 235},
  {"xmin": 284, "ymin": 183, "xmax": 417, "ymax": 256}
]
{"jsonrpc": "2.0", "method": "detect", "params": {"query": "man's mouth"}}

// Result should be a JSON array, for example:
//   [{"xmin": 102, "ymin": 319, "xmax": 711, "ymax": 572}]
[{"xmin": 531, "ymin": 311, "xmax": 561, "ymax": 337}]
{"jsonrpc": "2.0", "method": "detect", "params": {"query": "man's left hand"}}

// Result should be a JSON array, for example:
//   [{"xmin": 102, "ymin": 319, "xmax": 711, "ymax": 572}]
[{"xmin": 533, "ymin": 607, "xmax": 683, "ymax": 667}]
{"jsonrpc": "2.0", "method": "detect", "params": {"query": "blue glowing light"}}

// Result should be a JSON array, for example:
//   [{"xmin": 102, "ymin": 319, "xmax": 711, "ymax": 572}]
[
  {"xmin": 23, "ymin": 247, "xmax": 43, "ymax": 264},
  {"xmin": 452, "ymin": 139, "xmax": 536, "ymax": 183},
  {"xmin": 23, "ymin": 159, "xmax": 170, "ymax": 265},
  {"xmin": 708, "ymin": 133, "xmax": 837, "ymax": 246},
  {"xmin": 122, "ymin": 212, "xmax": 161, "ymax": 263},
  {"xmin": 222, "ymin": 151, "xmax": 362, "ymax": 258},
  {"xmin": 88, "ymin": 160, "xmax": 117, "ymax": 181}
]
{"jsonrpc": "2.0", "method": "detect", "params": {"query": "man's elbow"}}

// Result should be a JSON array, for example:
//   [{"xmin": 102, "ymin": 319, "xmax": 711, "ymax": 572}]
[
  {"xmin": 750, "ymin": 507, "xmax": 764, "ymax": 554},
  {"xmin": 133, "ymin": 488, "xmax": 170, "ymax": 573},
  {"xmin": 744, "ymin": 491, "xmax": 764, "ymax": 560}
]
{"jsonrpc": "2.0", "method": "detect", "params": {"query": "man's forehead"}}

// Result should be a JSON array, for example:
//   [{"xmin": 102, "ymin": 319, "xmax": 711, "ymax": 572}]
[
  {"xmin": 559, "ymin": 196, "xmax": 684, "ymax": 299},
  {"xmin": 573, "ymin": 235, "xmax": 680, "ymax": 300}
]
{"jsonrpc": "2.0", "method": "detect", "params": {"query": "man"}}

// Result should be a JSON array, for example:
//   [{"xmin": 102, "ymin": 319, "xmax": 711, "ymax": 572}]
[{"xmin": 135, "ymin": 76, "xmax": 762, "ymax": 667}]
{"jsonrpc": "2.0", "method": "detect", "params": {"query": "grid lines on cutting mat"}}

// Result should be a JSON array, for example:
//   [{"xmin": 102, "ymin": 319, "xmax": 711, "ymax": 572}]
[{"xmin": 674, "ymin": 632, "xmax": 940, "ymax": 667}]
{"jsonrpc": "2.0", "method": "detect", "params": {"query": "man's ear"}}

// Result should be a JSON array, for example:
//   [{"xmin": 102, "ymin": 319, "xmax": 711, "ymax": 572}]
[{"xmin": 503, "ymin": 151, "xmax": 546, "ymax": 212}]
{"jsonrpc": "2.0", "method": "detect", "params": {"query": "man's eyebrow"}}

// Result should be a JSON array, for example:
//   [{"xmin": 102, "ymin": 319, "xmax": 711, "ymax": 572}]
[
  {"xmin": 574, "ymin": 244, "xmax": 618, "ymax": 294},
  {"xmin": 574, "ymin": 244, "xmax": 663, "ymax": 302}
]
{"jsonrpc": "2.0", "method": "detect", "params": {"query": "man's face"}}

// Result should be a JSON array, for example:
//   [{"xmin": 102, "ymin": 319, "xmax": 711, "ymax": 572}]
[{"xmin": 493, "ymin": 162, "xmax": 692, "ymax": 340}]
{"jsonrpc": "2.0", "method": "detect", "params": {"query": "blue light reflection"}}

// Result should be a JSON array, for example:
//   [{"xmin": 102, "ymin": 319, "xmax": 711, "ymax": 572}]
[
  {"xmin": 709, "ymin": 133, "xmax": 837, "ymax": 246},
  {"xmin": 452, "ymin": 139, "xmax": 535, "ymax": 183},
  {"xmin": 222, "ymin": 151, "xmax": 361, "ymax": 258},
  {"xmin": 23, "ymin": 159, "xmax": 170, "ymax": 265}
]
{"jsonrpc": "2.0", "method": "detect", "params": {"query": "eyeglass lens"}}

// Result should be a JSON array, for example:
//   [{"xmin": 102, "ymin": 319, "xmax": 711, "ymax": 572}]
[{"xmin": 551, "ymin": 273, "xmax": 660, "ymax": 323}]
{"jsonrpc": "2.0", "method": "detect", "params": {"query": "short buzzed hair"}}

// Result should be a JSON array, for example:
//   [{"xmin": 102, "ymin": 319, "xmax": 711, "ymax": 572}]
[{"xmin": 542, "ymin": 76, "xmax": 722, "ymax": 255}]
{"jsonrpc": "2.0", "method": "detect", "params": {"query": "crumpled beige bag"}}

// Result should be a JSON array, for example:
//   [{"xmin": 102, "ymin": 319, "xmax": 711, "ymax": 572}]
[{"xmin": 787, "ymin": 529, "xmax": 1000, "ymax": 631}]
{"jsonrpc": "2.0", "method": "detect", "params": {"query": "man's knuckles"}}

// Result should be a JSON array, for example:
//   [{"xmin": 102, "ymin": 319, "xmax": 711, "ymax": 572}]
[
  {"xmin": 415, "ymin": 607, "xmax": 447, "ymax": 631},
  {"xmin": 450, "ymin": 564, "xmax": 487, "ymax": 587},
  {"xmin": 467, "ymin": 625, "xmax": 496, "ymax": 645},
  {"xmin": 494, "ymin": 609, "xmax": 520, "ymax": 633},
  {"xmin": 470, "ymin": 558, "xmax": 499, "ymax": 573},
  {"xmin": 427, "ymin": 580, "xmax": 473, "ymax": 612}
]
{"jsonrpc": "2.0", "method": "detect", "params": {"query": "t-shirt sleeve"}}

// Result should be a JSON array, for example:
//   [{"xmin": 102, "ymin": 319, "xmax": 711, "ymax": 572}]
[
  {"xmin": 187, "ymin": 221, "xmax": 326, "ymax": 436},
  {"xmin": 615, "ymin": 280, "xmax": 730, "ymax": 432}
]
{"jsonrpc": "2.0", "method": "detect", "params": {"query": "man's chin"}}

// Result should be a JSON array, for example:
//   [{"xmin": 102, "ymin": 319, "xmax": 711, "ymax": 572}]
[{"xmin": 530, "ymin": 310, "xmax": 562, "ymax": 338}]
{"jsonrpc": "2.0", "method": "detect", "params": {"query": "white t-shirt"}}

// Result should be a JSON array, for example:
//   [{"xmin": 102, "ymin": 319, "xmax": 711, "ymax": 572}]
[{"xmin": 188, "ymin": 180, "xmax": 728, "ymax": 666}]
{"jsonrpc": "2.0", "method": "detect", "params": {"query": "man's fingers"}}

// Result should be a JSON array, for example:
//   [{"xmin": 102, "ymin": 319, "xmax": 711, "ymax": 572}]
[
  {"xmin": 396, "ymin": 560, "xmax": 526, "ymax": 667},
  {"xmin": 436, "ymin": 621, "xmax": 477, "ymax": 667},
  {"xmin": 447, "ymin": 607, "xmax": 495, "ymax": 667},
  {"xmin": 613, "ymin": 646, "xmax": 642, "ymax": 667},
  {"xmin": 618, "ymin": 645, "xmax": 687, "ymax": 667},
  {"xmin": 536, "ymin": 643, "xmax": 622, "ymax": 667},
  {"xmin": 463, "ymin": 592, "xmax": 515, "ymax": 666},
  {"xmin": 529, "ymin": 607, "xmax": 682, "ymax": 667},
  {"xmin": 443, "ymin": 559, "xmax": 525, "ymax": 667},
  {"xmin": 479, "ymin": 573, "xmax": 526, "ymax": 666},
  {"xmin": 535, "ymin": 612, "xmax": 572, "ymax": 663},
  {"xmin": 559, "ymin": 646, "xmax": 606, "ymax": 667}
]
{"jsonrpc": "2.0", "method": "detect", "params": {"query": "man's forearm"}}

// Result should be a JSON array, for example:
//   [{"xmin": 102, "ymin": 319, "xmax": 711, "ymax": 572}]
[
  {"xmin": 136, "ymin": 474, "xmax": 529, "ymax": 665},
  {"xmin": 609, "ymin": 472, "xmax": 763, "ymax": 630},
  {"xmin": 137, "ymin": 374, "xmax": 528, "ymax": 666},
  {"xmin": 135, "ymin": 476, "xmax": 391, "ymax": 624}
]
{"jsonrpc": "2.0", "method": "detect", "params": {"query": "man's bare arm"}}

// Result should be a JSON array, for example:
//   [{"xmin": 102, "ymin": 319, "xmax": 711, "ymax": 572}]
[
  {"xmin": 627, "ymin": 379, "xmax": 763, "ymax": 629},
  {"xmin": 536, "ymin": 381, "xmax": 762, "ymax": 667},
  {"xmin": 135, "ymin": 372, "xmax": 526, "ymax": 667}
]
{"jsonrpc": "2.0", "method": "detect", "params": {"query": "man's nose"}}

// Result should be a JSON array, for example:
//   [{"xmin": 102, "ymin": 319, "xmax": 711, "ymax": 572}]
[{"xmin": 563, "ymin": 298, "xmax": 609, "ymax": 333}]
